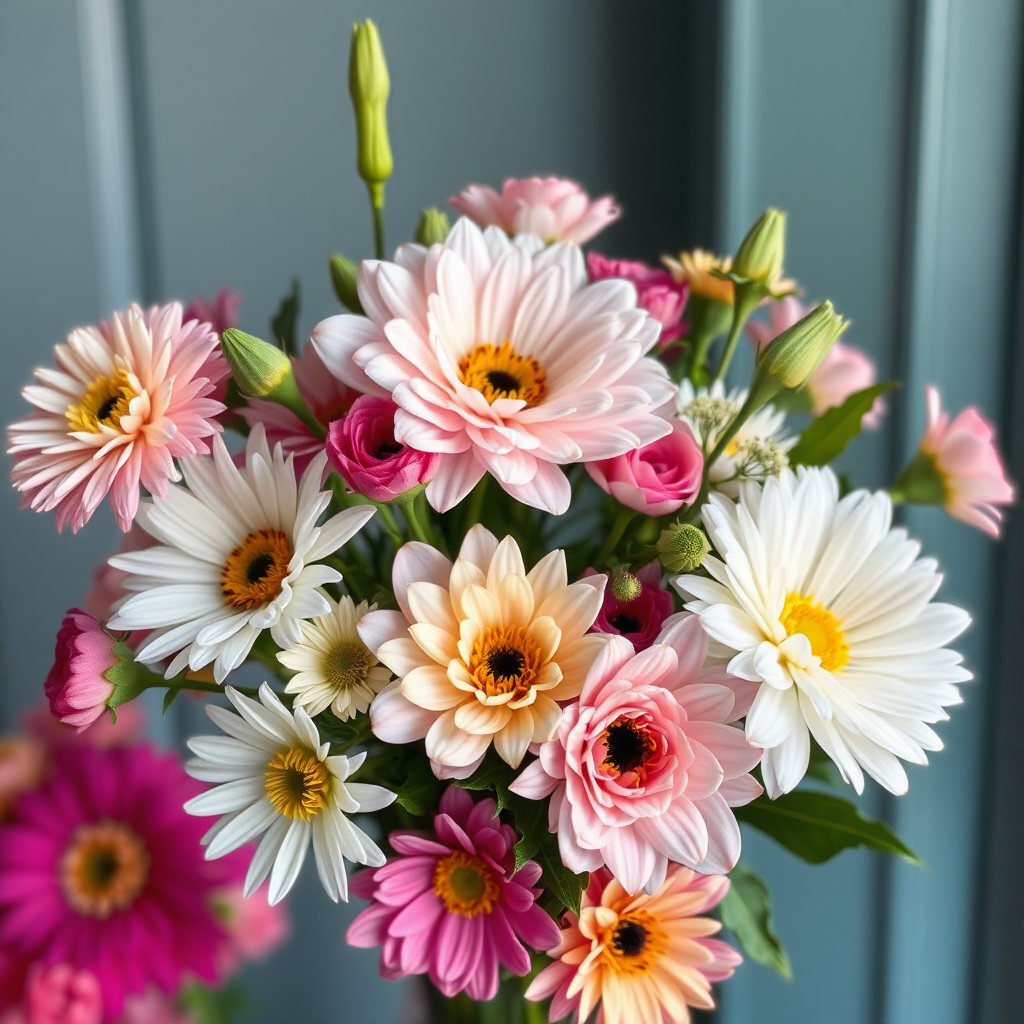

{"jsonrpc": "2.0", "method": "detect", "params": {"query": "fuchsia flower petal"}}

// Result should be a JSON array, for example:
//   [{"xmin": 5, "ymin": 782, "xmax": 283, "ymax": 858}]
[{"xmin": 43, "ymin": 611, "xmax": 117, "ymax": 733}]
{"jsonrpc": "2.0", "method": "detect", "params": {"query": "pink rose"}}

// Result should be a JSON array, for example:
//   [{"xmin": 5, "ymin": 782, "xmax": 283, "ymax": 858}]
[
  {"xmin": 327, "ymin": 396, "xmax": 440, "ymax": 502},
  {"xmin": 43, "ymin": 611, "xmax": 118, "ymax": 732},
  {"xmin": 587, "ymin": 563, "xmax": 674, "ymax": 651},
  {"xmin": 586, "ymin": 419, "xmax": 702, "ymax": 515},
  {"xmin": 587, "ymin": 253, "xmax": 689, "ymax": 344},
  {"xmin": 450, "ymin": 177, "xmax": 619, "ymax": 243}
]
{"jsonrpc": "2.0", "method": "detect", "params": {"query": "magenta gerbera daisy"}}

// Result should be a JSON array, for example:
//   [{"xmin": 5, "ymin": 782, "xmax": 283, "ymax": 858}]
[
  {"xmin": 0, "ymin": 743, "xmax": 231, "ymax": 1018},
  {"xmin": 346, "ymin": 786, "xmax": 560, "ymax": 1001}
]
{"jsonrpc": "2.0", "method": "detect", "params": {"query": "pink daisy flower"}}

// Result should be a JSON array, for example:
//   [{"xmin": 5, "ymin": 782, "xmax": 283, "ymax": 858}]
[
  {"xmin": 510, "ymin": 614, "xmax": 762, "ymax": 893},
  {"xmin": 346, "ymin": 787, "xmax": 560, "ymax": 1001},
  {"xmin": 0, "ymin": 744, "xmax": 231, "ymax": 1018},
  {"xmin": 239, "ymin": 344, "xmax": 360, "ymax": 476},
  {"xmin": 917, "ymin": 384, "xmax": 1014, "ymax": 537},
  {"xmin": 8, "ymin": 303, "xmax": 228, "ymax": 533},
  {"xmin": 312, "ymin": 218, "xmax": 674, "ymax": 514},
  {"xmin": 450, "ymin": 177, "xmax": 620, "ymax": 244}
]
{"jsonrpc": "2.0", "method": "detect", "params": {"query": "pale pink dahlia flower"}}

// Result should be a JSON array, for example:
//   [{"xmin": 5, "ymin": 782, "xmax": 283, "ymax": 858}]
[
  {"xmin": 748, "ymin": 296, "xmax": 883, "ymax": 426},
  {"xmin": 8, "ymin": 303, "xmax": 228, "ymax": 532},
  {"xmin": 346, "ymin": 787, "xmax": 560, "ymax": 1001},
  {"xmin": 312, "ymin": 218, "xmax": 674, "ymax": 514},
  {"xmin": 450, "ymin": 177, "xmax": 620, "ymax": 244},
  {"xmin": 509, "ymin": 614, "xmax": 762, "ymax": 893},
  {"xmin": 361, "ymin": 526, "xmax": 607, "ymax": 777},
  {"xmin": 918, "ymin": 385, "xmax": 1014, "ymax": 537}
]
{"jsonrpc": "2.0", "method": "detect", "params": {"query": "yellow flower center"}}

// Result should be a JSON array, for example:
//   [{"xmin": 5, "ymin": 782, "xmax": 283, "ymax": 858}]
[
  {"xmin": 220, "ymin": 529, "xmax": 294, "ymax": 610},
  {"xmin": 466, "ymin": 624, "xmax": 543, "ymax": 702},
  {"xmin": 458, "ymin": 341, "xmax": 547, "ymax": 406},
  {"xmin": 66, "ymin": 369, "xmax": 137, "ymax": 433},
  {"xmin": 598, "ymin": 716, "xmax": 657, "ymax": 787},
  {"xmin": 780, "ymin": 592, "xmax": 849, "ymax": 672},
  {"xmin": 264, "ymin": 747, "xmax": 330, "ymax": 820},
  {"xmin": 432, "ymin": 850, "xmax": 500, "ymax": 918},
  {"xmin": 603, "ymin": 912, "xmax": 667, "ymax": 977},
  {"xmin": 322, "ymin": 641, "xmax": 376, "ymax": 694},
  {"xmin": 60, "ymin": 821, "xmax": 150, "ymax": 918}
]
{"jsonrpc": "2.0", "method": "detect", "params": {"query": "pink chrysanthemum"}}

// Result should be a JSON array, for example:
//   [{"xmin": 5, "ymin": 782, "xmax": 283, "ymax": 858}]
[
  {"xmin": 312, "ymin": 219, "xmax": 674, "ymax": 514},
  {"xmin": 0, "ymin": 744, "xmax": 230, "ymax": 1018},
  {"xmin": 239, "ymin": 344, "xmax": 359, "ymax": 476},
  {"xmin": 526, "ymin": 866, "xmax": 740, "ymax": 1024},
  {"xmin": 918, "ymin": 384, "xmax": 1014, "ymax": 537},
  {"xmin": 587, "ymin": 563, "xmax": 674, "ymax": 652},
  {"xmin": 346, "ymin": 787, "xmax": 560, "ymax": 1001},
  {"xmin": 8, "ymin": 303, "xmax": 228, "ymax": 532},
  {"xmin": 450, "ymin": 177, "xmax": 620, "ymax": 244}
]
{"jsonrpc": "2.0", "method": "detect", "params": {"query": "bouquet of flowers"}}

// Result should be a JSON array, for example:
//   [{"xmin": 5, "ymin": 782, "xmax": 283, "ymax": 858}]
[{"xmin": 1, "ymin": 20, "xmax": 1014, "ymax": 1024}]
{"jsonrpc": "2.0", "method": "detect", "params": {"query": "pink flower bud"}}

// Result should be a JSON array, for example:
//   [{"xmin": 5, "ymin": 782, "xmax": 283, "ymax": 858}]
[
  {"xmin": 587, "ymin": 253, "xmax": 689, "ymax": 344},
  {"xmin": 24, "ymin": 963, "xmax": 102, "ymax": 1024},
  {"xmin": 43, "ymin": 611, "xmax": 117, "ymax": 732},
  {"xmin": 327, "ymin": 396, "xmax": 440, "ymax": 502},
  {"xmin": 586, "ymin": 420, "xmax": 703, "ymax": 516}
]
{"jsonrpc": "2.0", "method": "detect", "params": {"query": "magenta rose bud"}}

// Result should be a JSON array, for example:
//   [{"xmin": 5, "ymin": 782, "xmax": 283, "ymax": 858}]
[
  {"xmin": 586, "ymin": 419, "xmax": 703, "ymax": 516},
  {"xmin": 44, "ymin": 610, "xmax": 119, "ymax": 732},
  {"xmin": 327, "ymin": 396, "xmax": 440, "ymax": 502}
]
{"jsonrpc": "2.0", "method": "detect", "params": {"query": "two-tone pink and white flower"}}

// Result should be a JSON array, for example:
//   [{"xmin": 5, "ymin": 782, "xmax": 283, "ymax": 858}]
[
  {"xmin": 450, "ymin": 177, "xmax": 619, "ymax": 244},
  {"xmin": 312, "ymin": 218, "xmax": 674, "ymax": 514},
  {"xmin": 509, "ymin": 614, "xmax": 761, "ymax": 894},
  {"xmin": 8, "ymin": 303, "xmax": 228, "ymax": 532}
]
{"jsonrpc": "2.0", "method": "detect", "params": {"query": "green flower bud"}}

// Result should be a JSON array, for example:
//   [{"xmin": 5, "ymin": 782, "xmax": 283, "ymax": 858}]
[
  {"xmin": 752, "ymin": 300, "xmax": 849, "ymax": 398},
  {"xmin": 657, "ymin": 523, "xmax": 709, "ymax": 574},
  {"xmin": 349, "ymin": 19, "xmax": 393, "ymax": 208},
  {"xmin": 416, "ymin": 207, "xmax": 451, "ymax": 247},
  {"xmin": 733, "ymin": 208, "xmax": 786, "ymax": 285},
  {"xmin": 330, "ymin": 254, "xmax": 363, "ymax": 313},
  {"xmin": 610, "ymin": 570, "xmax": 643, "ymax": 603}
]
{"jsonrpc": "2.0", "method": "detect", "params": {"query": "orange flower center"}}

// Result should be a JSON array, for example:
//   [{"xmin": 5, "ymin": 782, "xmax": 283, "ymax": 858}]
[
  {"xmin": 459, "ymin": 341, "xmax": 547, "ymax": 406},
  {"xmin": 264, "ymin": 747, "xmax": 330, "ymax": 820},
  {"xmin": 598, "ymin": 716, "xmax": 657, "ymax": 787},
  {"xmin": 220, "ymin": 529, "xmax": 294, "ymax": 610},
  {"xmin": 466, "ymin": 625, "xmax": 543, "ymax": 701},
  {"xmin": 60, "ymin": 821, "xmax": 150, "ymax": 918},
  {"xmin": 66, "ymin": 369, "xmax": 137, "ymax": 433},
  {"xmin": 780, "ymin": 592, "xmax": 849, "ymax": 672},
  {"xmin": 432, "ymin": 850, "xmax": 500, "ymax": 918},
  {"xmin": 604, "ymin": 912, "xmax": 667, "ymax": 976}
]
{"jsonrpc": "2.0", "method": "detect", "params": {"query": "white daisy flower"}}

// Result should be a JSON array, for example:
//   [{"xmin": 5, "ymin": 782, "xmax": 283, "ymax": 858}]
[
  {"xmin": 107, "ymin": 424, "xmax": 374, "ymax": 683},
  {"xmin": 677, "ymin": 379, "xmax": 794, "ymax": 496},
  {"xmin": 184, "ymin": 683, "xmax": 394, "ymax": 905},
  {"xmin": 279, "ymin": 596, "xmax": 392, "ymax": 720},
  {"xmin": 673, "ymin": 466, "xmax": 971, "ymax": 798}
]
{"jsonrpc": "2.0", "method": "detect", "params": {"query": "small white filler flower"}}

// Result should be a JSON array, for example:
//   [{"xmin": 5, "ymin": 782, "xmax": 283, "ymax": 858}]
[{"xmin": 184, "ymin": 683, "xmax": 395, "ymax": 905}]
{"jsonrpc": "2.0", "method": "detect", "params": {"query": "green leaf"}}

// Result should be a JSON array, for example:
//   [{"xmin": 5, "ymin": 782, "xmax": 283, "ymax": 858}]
[
  {"xmin": 506, "ymin": 792, "xmax": 548, "ymax": 871},
  {"xmin": 536, "ymin": 837, "xmax": 588, "ymax": 916},
  {"xmin": 179, "ymin": 981, "xmax": 248, "ymax": 1024},
  {"xmin": 162, "ymin": 687, "xmax": 181, "ymax": 716},
  {"xmin": 787, "ymin": 382, "xmax": 898, "ymax": 466},
  {"xmin": 720, "ymin": 862, "xmax": 792, "ymax": 979},
  {"xmin": 452, "ymin": 749, "xmax": 517, "ymax": 808},
  {"xmin": 270, "ymin": 279, "xmax": 300, "ymax": 356},
  {"xmin": 735, "ymin": 790, "xmax": 919, "ymax": 865},
  {"xmin": 394, "ymin": 758, "xmax": 443, "ymax": 818}
]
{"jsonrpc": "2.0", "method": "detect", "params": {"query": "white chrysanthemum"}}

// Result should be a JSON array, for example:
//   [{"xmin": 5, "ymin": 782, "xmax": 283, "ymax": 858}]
[
  {"xmin": 279, "ymin": 596, "xmax": 392, "ymax": 719},
  {"xmin": 674, "ymin": 467, "xmax": 971, "ymax": 798},
  {"xmin": 184, "ymin": 683, "xmax": 394, "ymax": 905},
  {"xmin": 677, "ymin": 379, "xmax": 794, "ymax": 496},
  {"xmin": 107, "ymin": 424, "xmax": 375, "ymax": 683}
]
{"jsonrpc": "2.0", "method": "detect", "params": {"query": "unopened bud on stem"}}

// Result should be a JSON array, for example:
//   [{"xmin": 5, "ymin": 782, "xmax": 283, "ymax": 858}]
[
  {"xmin": 330, "ymin": 254, "xmax": 363, "ymax": 313},
  {"xmin": 416, "ymin": 207, "xmax": 450, "ymax": 247},
  {"xmin": 733, "ymin": 208, "xmax": 786, "ymax": 286},
  {"xmin": 349, "ymin": 20, "xmax": 393, "ymax": 209},
  {"xmin": 657, "ymin": 524, "xmax": 709, "ymax": 574}
]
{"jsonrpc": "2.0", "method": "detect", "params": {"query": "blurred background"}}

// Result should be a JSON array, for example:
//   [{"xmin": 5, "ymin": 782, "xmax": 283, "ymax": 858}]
[{"xmin": 2, "ymin": 1, "xmax": 1023, "ymax": 1022}]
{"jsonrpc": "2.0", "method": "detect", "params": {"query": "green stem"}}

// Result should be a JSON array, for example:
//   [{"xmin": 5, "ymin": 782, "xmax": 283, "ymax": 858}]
[
  {"xmin": 373, "ymin": 204, "xmax": 386, "ymax": 260},
  {"xmin": 463, "ymin": 474, "xmax": 489, "ymax": 530},
  {"xmin": 712, "ymin": 287, "xmax": 761, "ymax": 385},
  {"xmin": 401, "ymin": 491, "xmax": 432, "ymax": 544},
  {"xmin": 375, "ymin": 502, "xmax": 405, "ymax": 548},
  {"xmin": 596, "ymin": 506, "xmax": 637, "ymax": 566}
]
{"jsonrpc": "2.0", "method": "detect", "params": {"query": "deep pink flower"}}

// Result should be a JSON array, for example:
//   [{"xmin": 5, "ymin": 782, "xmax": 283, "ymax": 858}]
[
  {"xmin": 20, "ymin": 964, "xmax": 101, "ymax": 1024},
  {"xmin": 8, "ymin": 303, "xmax": 229, "ymax": 533},
  {"xmin": 0, "ymin": 744, "xmax": 230, "ymax": 1018},
  {"xmin": 918, "ymin": 385, "xmax": 1014, "ymax": 537},
  {"xmin": 346, "ymin": 787, "xmax": 560, "ymax": 1001},
  {"xmin": 587, "ymin": 563, "xmax": 673, "ymax": 651},
  {"xmin": 586, "ymin": 254, "xmax": 689, "ymax": 344},
  {"xmin": 586, "ymin": 419, "xmax": 703, "ymax": 516},
  {"xmin": 748, "ymin": 297, "xmax": 883, "ymax": 426},
  {"xmin": 43, "ymin": 611, "xmax": 118, "ymax": 733},
  {"xmin": 182, "ymin": 288, "xmax": 240, "ymax": 338},
  {"xmin": 510, "ymin": 614, "xmax": 762, "ymax": 893},
  {"xmin": 327, "ymin": 396, "xmax": 440, "ymax": 502},
  {"xmin": 115, "ymin": 990, "xmax": 195, "ymax": 1024},
  {"xmin": 239, "ymin": 344, "xmax": 359, "ymax": 476},
  {"xmin": 450, "ymin": 177, "xmax": 619, "ymax": 244}
]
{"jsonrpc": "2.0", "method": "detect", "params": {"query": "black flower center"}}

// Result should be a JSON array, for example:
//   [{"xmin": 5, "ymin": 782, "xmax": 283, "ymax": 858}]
[
  {"xmin": 604, "ymin": 718, "xmax": 652, "ymax": 775},
  {"xmin": 609, "ymin": 613, "xmax": 642, "ymax": 634},
  {"xmin": 612, "ymin": 919, "xmax": 648, "ymax": 957},
  {"xmin": 485, "ymin": 646, "xmax": 525, "ymax": 680},
  {"xmin": 486, "ymin": 370, "xmax": 521, "ymax": 393},
  {"xmin": 375, "ymin": 440, "xmax": 404, "ymax": 459},
  {"xmin": 246, "ymin": 552, "xmax": 275, "ymax": 584}
]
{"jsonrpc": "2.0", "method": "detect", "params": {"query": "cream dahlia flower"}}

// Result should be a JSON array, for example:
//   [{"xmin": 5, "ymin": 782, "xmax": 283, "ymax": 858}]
[
  {"xmin": 312, "ymin": 218, "xmax": 674, "ymax": 514},
  {"xmin": 360, "ymin": 525, "xmax": 608, "ymax": 775},
  {"xmin": 106, "ymin": 425, "xmax": 375, "ymax": 683},
  {"xmin": 8, "ymin": 302, "xmax": 228, "ymax": 533},
  {"xmin": 674, "ymin": 467, "xmax": 971, "ymax": 798}
]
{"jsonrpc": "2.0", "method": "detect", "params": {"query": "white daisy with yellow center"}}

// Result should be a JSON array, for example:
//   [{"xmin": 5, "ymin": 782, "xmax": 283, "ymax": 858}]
[
  {"xmin": 674, "ymin": 466, "xmax": 971, "ymax": 797},
  {"xmin": 106, "ymin": 424, "xmax": 374, "ymax": 683},
  {"xmin": 279, "ymin": 596, "xmax": 392, "ymax": 720},
  {"xmin": 184, "ymin": 683, "xmax": 394, "ymax": 905}
]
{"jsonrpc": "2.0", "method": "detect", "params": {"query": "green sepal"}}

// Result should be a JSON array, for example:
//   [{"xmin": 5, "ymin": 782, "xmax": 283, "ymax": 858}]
[
  {"xmin": 893, "ymin": 450, "xmax": 949, "ymax": 506},
  {"xmin": 415, "ymin": 207, "xmax": 450, "ymax": 246},
  {"xmin": 103, "ymin": 641, "xmax": 149, "ymax": 709},
  {"xmin": 719, "ymin": 862, "xmax": 792, "ymax": 980},
  {"xmin": 787, "ymin": 382, "xmax": 898, "ymax": 467}
]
